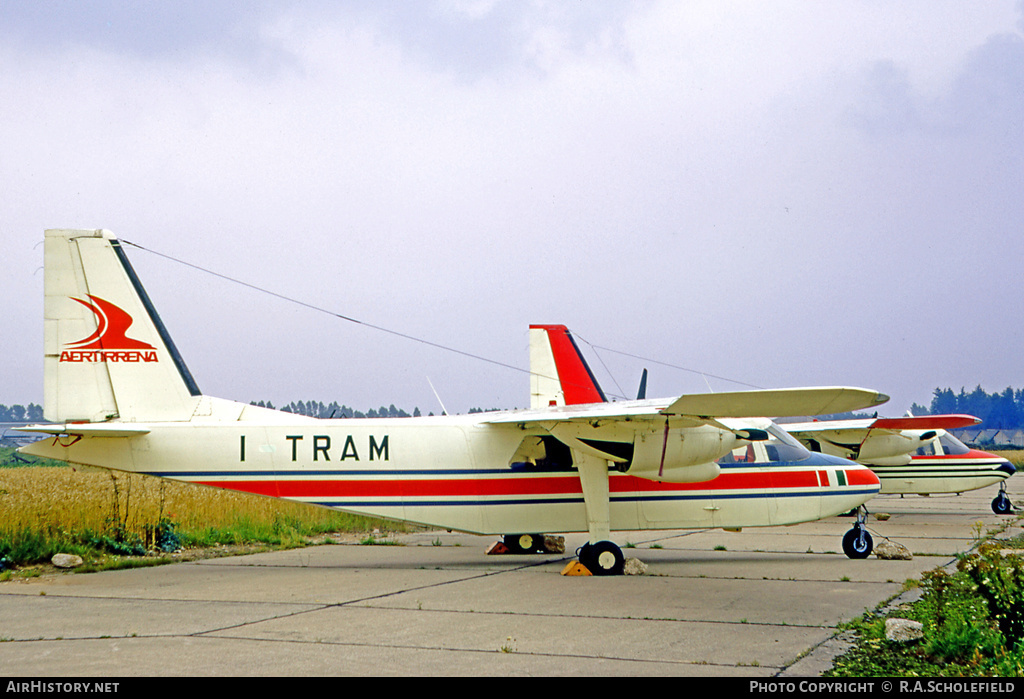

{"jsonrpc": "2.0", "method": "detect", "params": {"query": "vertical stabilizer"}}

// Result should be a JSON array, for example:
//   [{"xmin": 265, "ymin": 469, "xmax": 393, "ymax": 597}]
[
  {"xmin": 528, "ymin": 324, "xmax": 605, "ymax": 409},
  {"xmin": 44, "ymin": 229, "xmax": 201, "ymax": 423}
]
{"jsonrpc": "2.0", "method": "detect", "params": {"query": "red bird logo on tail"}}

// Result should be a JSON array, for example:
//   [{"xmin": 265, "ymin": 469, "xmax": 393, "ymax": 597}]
[{"xmin": 60, "ymin": 295, "xmax": 158, "ymax": 363}]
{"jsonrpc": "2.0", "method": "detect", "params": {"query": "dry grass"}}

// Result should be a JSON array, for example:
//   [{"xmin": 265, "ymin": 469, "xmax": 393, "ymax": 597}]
[
  {"xmin": 992, "ymin": 450, "xmax": 1024, "ymax": 468},
  {"xmin": 0, "ymin": 464, "xmax": 399, "ymax": 554}
]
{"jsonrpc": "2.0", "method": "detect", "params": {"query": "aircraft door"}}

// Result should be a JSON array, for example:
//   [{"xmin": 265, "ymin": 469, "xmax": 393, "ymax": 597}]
[
  {"xmin": 638, "ymin": 450, "xmax": 734, "ymax": 529},
  {"xmin": 715, "ymin": 442, "xmax": 774, "ymax": 528},
  {"xmin": 238, "ymin": 427, "xmax": 280, "ymax": 500}
]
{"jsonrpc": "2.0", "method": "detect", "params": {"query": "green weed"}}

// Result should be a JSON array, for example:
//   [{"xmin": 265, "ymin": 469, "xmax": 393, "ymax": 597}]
[
  {"xmin": 827, "ymin": 543, "xmax": 1024, "ymax": 677},
  {"xmin": 360, "ymin": 535, "xmax": 400, "ymax": 546}
]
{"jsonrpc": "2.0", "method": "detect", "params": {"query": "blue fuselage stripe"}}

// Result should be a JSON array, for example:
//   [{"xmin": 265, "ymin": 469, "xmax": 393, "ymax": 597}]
[{"xmin": 299, "ymin": 487, "xmax": 880, "ymax": 509}]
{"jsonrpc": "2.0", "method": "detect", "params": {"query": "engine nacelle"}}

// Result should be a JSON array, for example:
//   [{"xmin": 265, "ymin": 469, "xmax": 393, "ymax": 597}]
[
  {"xmin": 629, "ymin": 459, "xmax": 721, "ymax": 483},
  {"xmin": 626, "ymin": 424, "xmax": 737, "ymax": 483},
  {"xmin": 859, "ymin": 431, "xmax": 930, "ymax": 462}
]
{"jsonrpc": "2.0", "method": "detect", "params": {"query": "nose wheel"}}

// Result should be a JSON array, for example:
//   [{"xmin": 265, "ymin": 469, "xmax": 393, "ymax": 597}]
[
  {"xmin": 992, "ymin": 486, "xmax": 1016, "ymax": 515},
  {"xmin": 991, "ymin": 491, "xmax": 1015, "ymax": 513},
  {"xmin": 842, "ymin": 507, "xmax": 873, "ymax": 559}
]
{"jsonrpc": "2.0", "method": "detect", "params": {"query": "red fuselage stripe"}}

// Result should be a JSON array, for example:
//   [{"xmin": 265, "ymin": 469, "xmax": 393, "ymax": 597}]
[{"xmin": 193, "ymin": 468, "xmax": 874, "ymax": 498}]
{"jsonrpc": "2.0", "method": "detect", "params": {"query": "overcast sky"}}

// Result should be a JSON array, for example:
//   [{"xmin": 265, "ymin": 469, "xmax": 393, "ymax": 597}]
[{"xmin": 2, "ymin": 1, "xmax": 1022, "ymax": 417}]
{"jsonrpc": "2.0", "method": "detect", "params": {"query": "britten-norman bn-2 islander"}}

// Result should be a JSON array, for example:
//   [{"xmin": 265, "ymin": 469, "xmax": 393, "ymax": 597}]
[
  {"xmin": 527, "ymin": 324, "xmax": 898, "ymax": 558},
  {"xmin": 782, "ymin": 415, "xmax": 1017, "ymax": 515},
  {"xmin": 20, "ymin": 229, "xmax": 888, "ymax": 574}
]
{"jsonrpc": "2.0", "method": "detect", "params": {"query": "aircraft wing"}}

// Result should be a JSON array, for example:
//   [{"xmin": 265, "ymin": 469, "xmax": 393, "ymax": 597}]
[
  {"xmin": 486, "ymin": 386, "xmax": 889, "ymax": 425},
  {"xmin": 782, "ymin": 413, "xmax": 981, "ymax": 463},
  {"xmin": 784, "ymin": 413, "xmax": 980, "ymax": 437},
  {"xmin": 484, "ymin": 398, "xmax": 691, "ymax": 426},
  {"xmin": 484, "ymin": 386, "xmax": 887, "ymax": 470},
  {"xmin": 659, "ymin": 386, "xmax": 889, "ymax": 418}
]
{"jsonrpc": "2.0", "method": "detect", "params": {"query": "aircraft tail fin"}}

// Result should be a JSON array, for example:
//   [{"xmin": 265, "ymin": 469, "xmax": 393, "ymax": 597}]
[
  {"xmin": 637, "ymin": 368, "xmax": 648, "ymax": 400},
  {"xmin": 528, "ymin": 324, "xmax": 606, "ymax": 409},
  {"xmin": 43, "ymin": 229, "xmax": 201, "ymax": 423}
]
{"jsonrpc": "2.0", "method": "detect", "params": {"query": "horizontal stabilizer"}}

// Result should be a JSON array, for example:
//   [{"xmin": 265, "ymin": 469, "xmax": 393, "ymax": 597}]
[{"xmin": 14, "ymin": 423, "xmax": 151, "ymax": 438}]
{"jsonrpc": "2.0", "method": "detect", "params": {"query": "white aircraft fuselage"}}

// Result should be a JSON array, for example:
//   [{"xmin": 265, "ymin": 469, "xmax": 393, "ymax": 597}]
[{"xmin": 23, "ymin": 396, "xmax": 878, "ymax": 535}]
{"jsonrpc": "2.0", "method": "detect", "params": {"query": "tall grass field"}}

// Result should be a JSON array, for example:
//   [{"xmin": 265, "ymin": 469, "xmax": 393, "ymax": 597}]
[{"xmin": 0, "ymin": 446, "xmax": 407, "ymax": 569}]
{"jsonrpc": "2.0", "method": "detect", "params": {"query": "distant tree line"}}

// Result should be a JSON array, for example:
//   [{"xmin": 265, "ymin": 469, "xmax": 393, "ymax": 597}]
[
  {"xmin": 0, "ymin": 404, "xmax": 43, "ymax": 422},
  {"xmin": 9, "ymin": 387, "xmax": 1024, "ymax": 429},
  {"xmin": 0, "ymin": 399, "xmax": 500, "ymax": 422},
  {"xmin": 911, "ymin": 386, "xmax": 1024, "ymax": 430},
  {"xmin": 251, "ymin": 400, "xmax": 421, "ymax": 419},
  {"xmin": 249, "ymin": 401, "xmax": 508, "ymax": 418}
]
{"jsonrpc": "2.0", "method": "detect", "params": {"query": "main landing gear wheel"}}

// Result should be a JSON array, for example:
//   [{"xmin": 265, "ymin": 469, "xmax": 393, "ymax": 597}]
[
  {"xmin": 578, "ymin": 540, "xmax": 625, "ymax": 576},
  {"xmin": 503, "ymin": 533, "xmax": 544, "ymax": 554},
  {"xmin": 842, "ymin": 523, "xmax": 873, "ymax": 559},
  {"xmin": 992, "ymin": 490, "xmax": 1015, "ymax": 515}
]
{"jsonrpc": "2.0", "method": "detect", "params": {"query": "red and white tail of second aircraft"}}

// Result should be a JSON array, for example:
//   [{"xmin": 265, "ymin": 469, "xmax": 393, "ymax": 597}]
[{"xmin": 529, "ymin": 324, "xmax": 606, "ymax": 408}]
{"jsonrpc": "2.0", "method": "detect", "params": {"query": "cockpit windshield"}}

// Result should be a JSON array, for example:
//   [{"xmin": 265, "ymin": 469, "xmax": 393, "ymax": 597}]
[
  {"xmin": 939, "ymin": 432, "xmax": 970, "ymax": 455},
  {"xmin": 718, "ymin": 423, "xmax": 810, "ymax": 464},
  {"xmin": 915, "ymin": 431, "xmax": 970, "ymax": 456}
]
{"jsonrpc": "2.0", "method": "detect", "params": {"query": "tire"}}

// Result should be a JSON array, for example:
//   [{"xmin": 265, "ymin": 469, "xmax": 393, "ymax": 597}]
[
  {"xmin": 992, "ymin": 494, "xmax": 1014, "ymax": 515},
  {"xmin": 842, "ymin": 526, "xmax": 873, "ymax": 559},
  {"xmin": 503, "ymin": 533, "xmax": 538, "ymax": 554},
  {"xmin": 579, "ymin": 540, "xmax": 625, "ymax": 575}
]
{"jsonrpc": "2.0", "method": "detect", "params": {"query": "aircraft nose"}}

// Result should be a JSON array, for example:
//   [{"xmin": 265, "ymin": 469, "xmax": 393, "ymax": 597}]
[
  {"xmin": 997, "ymin": 460, "xmax": 1016, "ymax": 477},
  {"xmin": 862, "ymin": 463, "xmax": 881, "ymax": 487}
]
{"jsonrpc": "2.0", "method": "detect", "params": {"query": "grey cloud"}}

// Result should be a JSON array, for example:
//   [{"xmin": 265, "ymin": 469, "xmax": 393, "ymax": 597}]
[
  {"xmin": 947, "ymin": 32, "xmax": 1024, "ymax": 135},
  {"xmin": 0, "ymin": 0, "xmax": 254, "ymax": 54},
  {"xmin": 846, "ymin": 60, "xmax": 923, "ymax": 137}
]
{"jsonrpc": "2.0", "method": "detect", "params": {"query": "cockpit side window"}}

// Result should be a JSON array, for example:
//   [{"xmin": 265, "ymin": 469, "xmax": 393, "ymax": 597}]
[
  {"xmin": 718, "ymin": 425, "xmax": 810, "ymax": 464},
  {"xmin": 938, "ymin": 432, "xmax": 970, "ymax": 455},
  {"xmin": 719, "ymin": 444, "xmax": 758, "ymax": 463}
]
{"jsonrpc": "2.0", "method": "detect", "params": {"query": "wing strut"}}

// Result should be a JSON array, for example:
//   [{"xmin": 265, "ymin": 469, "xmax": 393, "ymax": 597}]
[
  {"xmin": 575, "ymin": 450, "xmax": 611, "ymax": 544},
  {"xmin": 574, "ymin": 449, "xmax": 626, "ymax": 575},
  {"xmin": 658, "ymin": 418, "xmax": 670, "ymax": 478}
]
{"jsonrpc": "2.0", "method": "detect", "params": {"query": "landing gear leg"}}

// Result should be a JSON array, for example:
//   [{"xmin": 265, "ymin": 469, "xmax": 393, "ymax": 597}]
[
  {"xmin": 575, "ymin": 451, "xmax": 624, "ymax": 575},
  {"xmin": 992, "ymin": 485, "xmax": 1015, "ymax": 515},
  {"xmin": 842, "ymin": 507, "xmax": 873, "ymax": 559}
]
